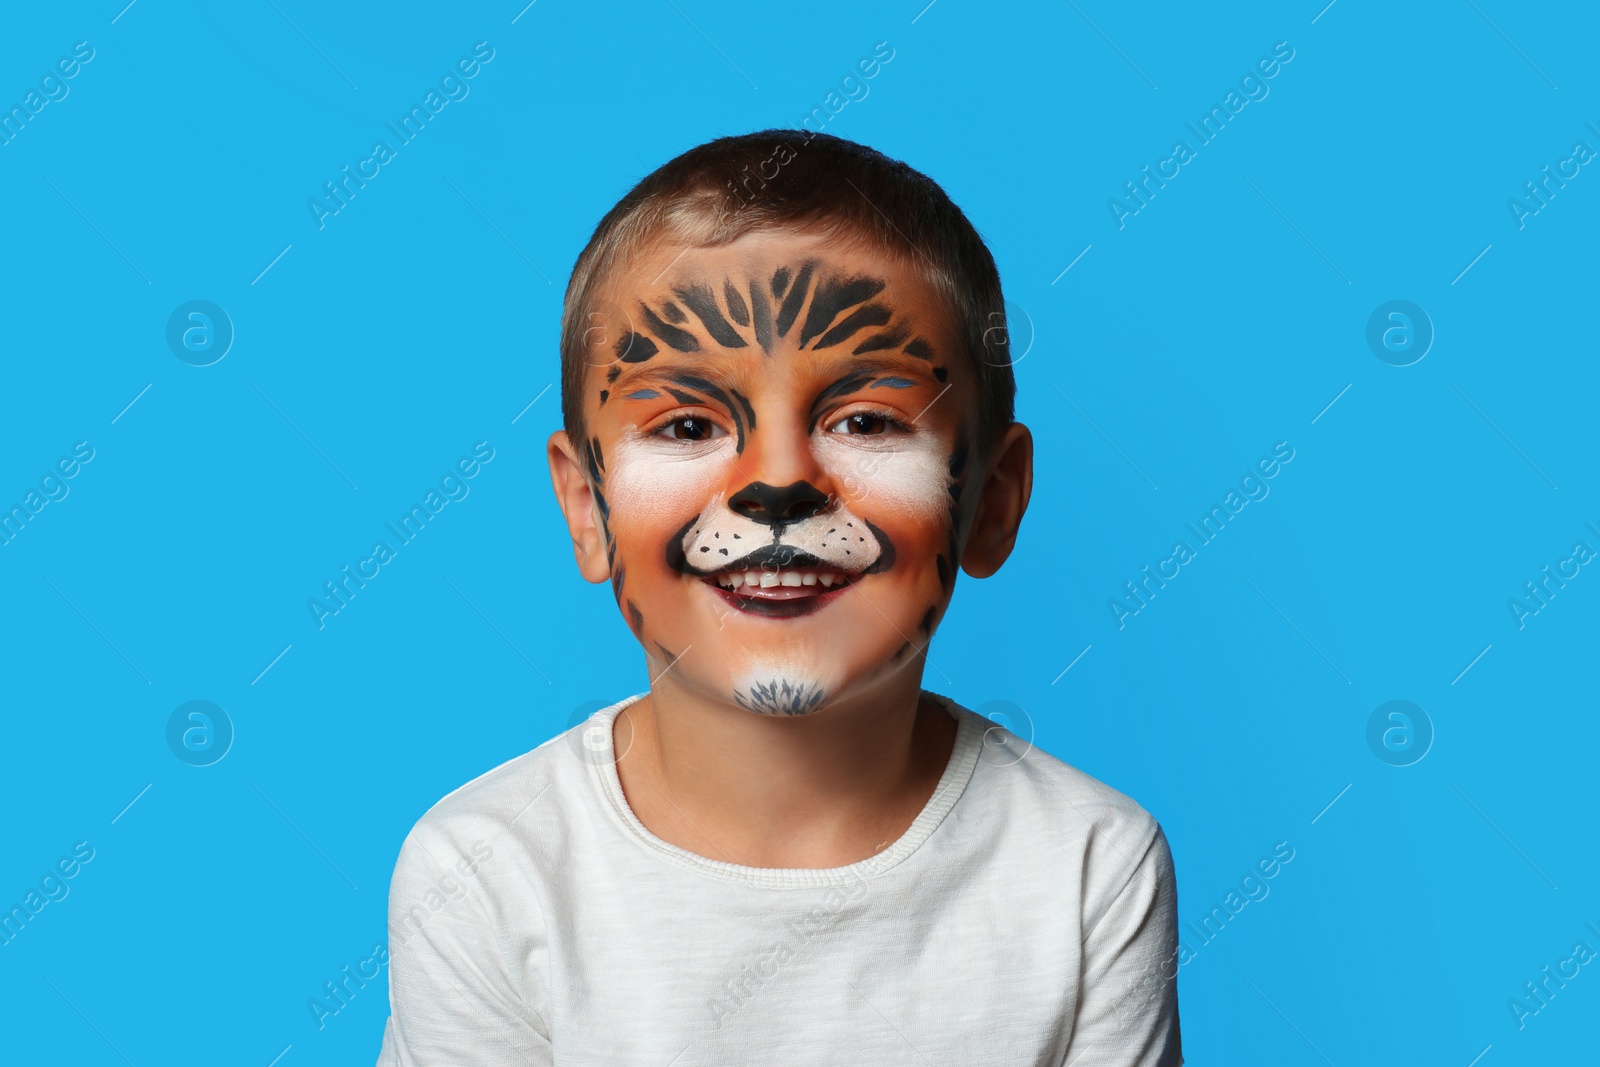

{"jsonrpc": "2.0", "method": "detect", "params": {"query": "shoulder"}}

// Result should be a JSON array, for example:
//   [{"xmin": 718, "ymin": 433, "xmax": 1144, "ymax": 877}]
[
  {"xmin": 936, "ymin": 694, "xmax": 1172, "ymax": 914},
  {"xmin": 939, "ymin": 693, "xmax": 1162, "ymax": 843},
  {"xmin": 388, "ymin": 703, "xmax": 617, "ymax": 894},
  {"xmin": 381, "ymin": 702, "xmax": 635, "ymax": 964}
]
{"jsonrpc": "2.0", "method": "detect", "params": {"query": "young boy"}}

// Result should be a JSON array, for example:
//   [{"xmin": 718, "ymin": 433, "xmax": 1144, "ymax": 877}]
[{"xmin": 377, "ymin": 130, "xmax": 1181, "ymax": 1065}]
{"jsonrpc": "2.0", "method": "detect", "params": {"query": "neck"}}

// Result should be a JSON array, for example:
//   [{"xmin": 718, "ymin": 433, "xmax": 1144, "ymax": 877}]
[{"xmin": 611, "ymin": 664, "xmax": 959, "ymax": 869}]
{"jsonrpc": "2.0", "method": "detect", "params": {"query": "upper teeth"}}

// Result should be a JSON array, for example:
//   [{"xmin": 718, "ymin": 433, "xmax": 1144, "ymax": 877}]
[{"xmin": 713, "ymin": 568, "xmax": 851, "ymax": 590}]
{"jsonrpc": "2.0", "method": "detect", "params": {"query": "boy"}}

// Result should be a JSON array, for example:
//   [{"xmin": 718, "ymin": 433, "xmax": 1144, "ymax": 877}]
[{"xmin": 377, "ymin": 130, "xmax": 1181, "ymax": 1065}]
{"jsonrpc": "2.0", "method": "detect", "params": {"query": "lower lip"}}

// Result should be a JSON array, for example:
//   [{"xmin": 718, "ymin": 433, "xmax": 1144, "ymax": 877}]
[{"xmin": 702, "ymin": 577, "xmax": 856, "ymax": 618}]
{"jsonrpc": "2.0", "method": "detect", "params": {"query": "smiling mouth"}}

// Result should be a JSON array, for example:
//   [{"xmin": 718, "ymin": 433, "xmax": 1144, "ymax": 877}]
[{"xmin": 696, "ymin": 554, "xmax": 861, "ymax": 618}]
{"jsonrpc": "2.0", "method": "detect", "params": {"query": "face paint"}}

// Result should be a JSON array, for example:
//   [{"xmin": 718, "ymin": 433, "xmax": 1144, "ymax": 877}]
[
  {"xmin": 580, "ymin": 231, "xmax": 975, "ymax": 717},
  {"xmin": 812, "ymin": 432, "xmax": 951, "ymax": 526},
  {"xmin": 666, "ymin": 485, "xmax": 897, "ymax": 620},
  {"xmin": 619, "ymin": 258, "xmax": 940, "ymax": 365},
  {"xmin": 732, "ymin": 664, "xmax": 828, "ymax": 716},
  {"xmin": 606, "ymin": 435, "xmax": 732, "ymax": 533}
]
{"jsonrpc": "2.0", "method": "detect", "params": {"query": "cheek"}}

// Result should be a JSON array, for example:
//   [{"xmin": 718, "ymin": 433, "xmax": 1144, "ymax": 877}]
[
  {"xmin": 605, "ymin": 438, "xmax": 732, "ymax": 535},
  {"xmin": 815, "ymin": 438, "xmax": 950, "ymax": 527}
]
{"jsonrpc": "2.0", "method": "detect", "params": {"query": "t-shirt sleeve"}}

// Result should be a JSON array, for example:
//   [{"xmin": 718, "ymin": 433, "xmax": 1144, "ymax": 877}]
[
  {"xmin": 1060, "ymin": 816, "xmax": 1183, "ymax": 1067},
  {"xmin": 376, "ymin": 820, "xmax": 552, "ymax": 1067}
]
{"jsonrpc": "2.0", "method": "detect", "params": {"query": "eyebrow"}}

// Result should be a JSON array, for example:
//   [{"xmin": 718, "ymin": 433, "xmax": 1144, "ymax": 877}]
[{"xmin": 610, "ymin": 351, "xmax": 940, "ymax": 400}]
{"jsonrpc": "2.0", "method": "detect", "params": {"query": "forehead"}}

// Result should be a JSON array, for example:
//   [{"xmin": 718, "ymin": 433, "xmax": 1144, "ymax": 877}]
[{"xmin": 584, "ymin": 230, "xmax": 965, "ymax": 396}]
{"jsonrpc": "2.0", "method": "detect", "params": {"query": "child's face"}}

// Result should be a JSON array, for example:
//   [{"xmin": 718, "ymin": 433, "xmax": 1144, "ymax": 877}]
[{"xmin": 558, "ymin": 229, "xmax": 980, "ymax": 715}]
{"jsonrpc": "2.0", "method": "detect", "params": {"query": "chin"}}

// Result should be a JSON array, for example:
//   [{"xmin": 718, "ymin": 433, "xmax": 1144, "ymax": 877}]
[{"xmin": 725, "ymin": 661, "xmax": 831, "ymax": 716}]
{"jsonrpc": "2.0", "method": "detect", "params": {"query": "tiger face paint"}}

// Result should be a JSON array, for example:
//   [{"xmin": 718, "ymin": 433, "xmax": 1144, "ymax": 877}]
[{"xmin": 572, "ymin": 230, "xmax": 976, "ymax": 716}]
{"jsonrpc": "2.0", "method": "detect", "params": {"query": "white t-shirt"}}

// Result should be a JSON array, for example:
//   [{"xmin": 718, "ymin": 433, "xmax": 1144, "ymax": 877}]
[{"xmin": 376, "ymin": 691, "xmax": 1182, "ymax": 1066}]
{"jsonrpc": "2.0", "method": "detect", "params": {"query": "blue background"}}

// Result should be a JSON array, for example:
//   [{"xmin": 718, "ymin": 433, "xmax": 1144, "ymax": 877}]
[{"xmin": 2, "ymin": 1, "xmax": 1595, "ymax": 1063}]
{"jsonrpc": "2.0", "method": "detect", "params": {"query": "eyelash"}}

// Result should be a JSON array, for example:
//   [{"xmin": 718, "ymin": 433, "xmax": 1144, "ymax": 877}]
[
  {"xmin": 825, "ymin": 408, "xmax": 912, "ymax": 436},
  {"xmin": 646, "ymin": 407, "xmax": 912, "ymax": 441},
  {"xmin": 649, "ymin": 409, "xmax": 728, "ymax": 443}
]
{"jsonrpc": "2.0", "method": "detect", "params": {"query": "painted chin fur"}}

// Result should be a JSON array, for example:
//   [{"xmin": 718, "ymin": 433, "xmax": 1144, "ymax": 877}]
[{"xmin": 731, "ymin": 670, "xmax": 828, "ymax": 716}]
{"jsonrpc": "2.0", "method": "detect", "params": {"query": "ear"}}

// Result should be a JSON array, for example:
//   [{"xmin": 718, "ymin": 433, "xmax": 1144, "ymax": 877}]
[
  {"xmin": 959, "ymin": 422, "xmax": 1033, "ymax": 579},
  {"xmin": 547, "ymin": 429, "xmax": 611, "ymax": 584}
]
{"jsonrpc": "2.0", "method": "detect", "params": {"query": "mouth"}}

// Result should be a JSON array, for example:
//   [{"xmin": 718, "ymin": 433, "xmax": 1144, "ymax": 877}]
[{"xmin": 696, "ymin": 551, "xmax": 861, "ymax": 618}]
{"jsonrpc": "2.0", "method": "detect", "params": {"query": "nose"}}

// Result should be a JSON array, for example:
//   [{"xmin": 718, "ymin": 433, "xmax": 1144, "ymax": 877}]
[{"xmin": 727, "ymin": 480, "xmax": 830, "ymax": 528}]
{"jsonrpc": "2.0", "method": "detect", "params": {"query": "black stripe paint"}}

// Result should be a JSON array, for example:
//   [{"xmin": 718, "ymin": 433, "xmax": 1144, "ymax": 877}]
[
  {"xmin": 814, "ymin": 303, "xmax": 892, "ymax": 350},
  {"xmin": 662, "ymin": 515, "xmax": 699, "ymax": 575},
  {"xmin": 664, "ymin": 386, "xmax": 706, "ymax": 406},
  {"xmin": 774, "ymin": 263, "xmax": 815, "ymax": 339},
  {"xmin": 723, "ymin": 281, "xmax": 749, "ymax": 326},
  {"xmin": 616, "ymin": 331, "xmax": 659, "ymax": 363},
  {"xmin": 861, "ymin": 518, "xmax": 897, "ymax": 574},
  {"xmin": 675, "ymin": 283, "xmax": 748, "ymax": 348},
  {"xmin": 621, "ymin": 263, "xmax": 920, "ymax": 361},
  {"xmin": 639, "ymin": 304, "xmax": 700, "ymax": 353},
  {"xmin": 730, "ymin": 387, "xmax": 757, "ymax": 431},
  {"xmin": 749, "ymin": 279, "xmax": 774, "ymax": 352},
  {"xmin": 798, "ymin": 276, "xmax": 886, "ymax": 349},
  {"xmin": 851, "ymin": 326, "xmax": 909, "ymax": 355}
]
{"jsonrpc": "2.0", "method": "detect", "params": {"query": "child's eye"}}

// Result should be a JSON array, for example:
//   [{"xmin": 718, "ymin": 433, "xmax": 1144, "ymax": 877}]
[
  {"xmin": 655, "ymin": 415, "xmax": 728, "ymax": 442},
  {"xmin": 826, "ymin": 410, "xmax": 907, "ymax": 436}
]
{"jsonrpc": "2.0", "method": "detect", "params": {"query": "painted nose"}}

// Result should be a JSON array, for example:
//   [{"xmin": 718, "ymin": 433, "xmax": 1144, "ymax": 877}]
[{"xmin": 727, "ymin": 480, "xmax": 830, "ymax": 527}]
